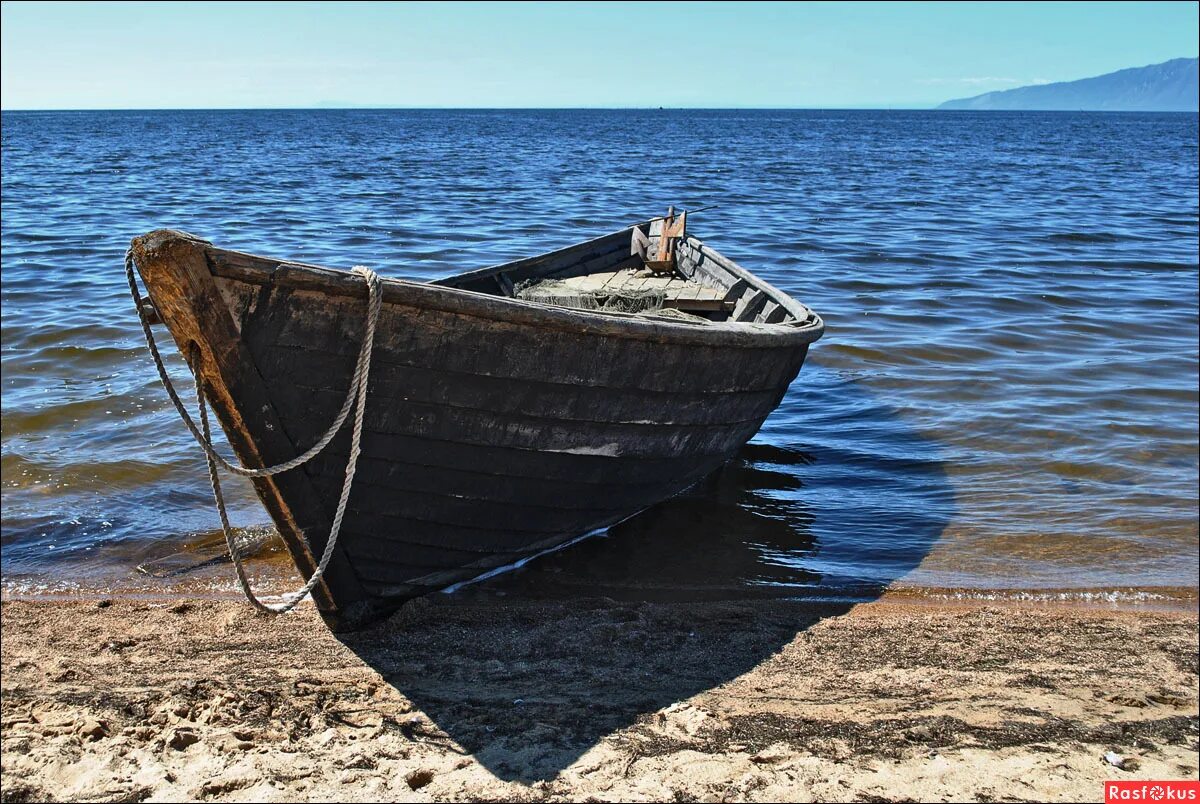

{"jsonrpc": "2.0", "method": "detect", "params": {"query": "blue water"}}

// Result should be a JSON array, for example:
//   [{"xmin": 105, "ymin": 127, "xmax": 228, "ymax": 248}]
[{"xmin": 2, "ymin": 110, "xmax": 1197, "ymax": 602}]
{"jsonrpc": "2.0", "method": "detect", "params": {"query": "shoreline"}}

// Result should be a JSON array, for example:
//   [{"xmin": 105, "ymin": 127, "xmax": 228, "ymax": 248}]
[
  {"xmin": 3, "ymin": 595, "xmax": 1197, "ymax": 802},
  {"xmin": 4, "ymin": 574, "xmax": 1197, "ymax": 614},
  {"xmin": 5, "ymin": 528, "xmax": 1197, "ymax": 616}
]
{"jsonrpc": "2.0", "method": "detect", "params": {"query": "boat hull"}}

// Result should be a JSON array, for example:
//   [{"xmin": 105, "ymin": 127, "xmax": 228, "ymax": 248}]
[{"xmin": 130, "ymin": 228, "xmax": 821, "ymax": 629}]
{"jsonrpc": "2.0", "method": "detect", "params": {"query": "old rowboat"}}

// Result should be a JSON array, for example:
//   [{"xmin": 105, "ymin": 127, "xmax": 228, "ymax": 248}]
[{"xmin": 129, "ymin": 215, "xmax": 824, "ymax": 629}]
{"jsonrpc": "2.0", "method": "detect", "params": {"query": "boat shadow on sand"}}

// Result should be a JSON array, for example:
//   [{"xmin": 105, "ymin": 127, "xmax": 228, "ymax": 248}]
[{"xmin": 336, "ymin": 374, "xmax": 957, "ymax": 783}]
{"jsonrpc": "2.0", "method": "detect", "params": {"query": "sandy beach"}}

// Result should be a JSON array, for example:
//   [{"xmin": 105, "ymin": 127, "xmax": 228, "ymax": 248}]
[{"xmin": 1, "ymin": 595, "xmax": 1196, "ymax": 802}]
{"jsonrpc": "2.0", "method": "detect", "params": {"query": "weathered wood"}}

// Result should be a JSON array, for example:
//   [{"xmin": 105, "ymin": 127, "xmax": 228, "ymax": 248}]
[
  {"xmin": 664, "ymin": 212, "xmax": 685, "ymax": 238},
  {"xmin": 307, "ymin": 429, "xmax": 727, "ymax": 488},
  {"xmin": 255, "ymin": 296, "xmax": 808, "ymax": 393},
  {"xmin": 264, "ymin": 328, "xmax": 806, "ymax": 398},
  {"xmin": 758, "ymin": 301, "xmax": 789, "ymax": 324},
  {"xmin": 132, "ymin": 224, "xmax": 823, "ymax": 630},
  {"xmin": 573, "ymin": 270, "xmax": 618, "ymax": 293},
  {"xmin": 432, "ymin": 227, "xmax": 634, "ymax": 289},
  {"xmin": 722, "ymin": 278, "xmax": 750, "ymax": 304},
  {"xmin": 285, "ymin": 389, "xmax": 767, "ymax": 458},
  {"xmin": 130, "ymin": 231, "xmax": 370, "ymax": 621},
  {"xmin": 495, "ymin": 273, "xmax": 515, "ymax": 296},
  {"xmin": 645, "ymin": 207, "xmax": 682, "ymax": 274},
  {"xmin": 733, "ymin": 289, "xmax": 770, "ymax": 322},
  {"xmin": 308, "ymin": 457, "xmax": 688, "ymax": 510},
  {"xmin": 663, "ymin": 297, "xmax": 729, "ymax": 312},
  {"xmin": 600, "ymin": 266, "xmax": 632, "ymax": 292},
  {"xmin": 690, "ymin": 240, "xmax": 814, "ymax": 325},
  {"xmin": 543, "ymin": 244, "xmax": 631, "ymax": 280},
  {"xmin": 676, "ymin": 239, "xmax": 735, "ymax": 292}
]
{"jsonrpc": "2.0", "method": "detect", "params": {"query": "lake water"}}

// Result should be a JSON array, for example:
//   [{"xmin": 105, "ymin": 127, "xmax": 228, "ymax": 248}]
[{"xmin": 2, "ymin": 109, "xmax": 1197, "ymax": 606}]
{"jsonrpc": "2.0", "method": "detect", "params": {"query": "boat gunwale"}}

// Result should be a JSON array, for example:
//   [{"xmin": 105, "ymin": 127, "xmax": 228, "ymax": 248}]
[{"xmin": 180, "ymin": 227, "xmax": 825, "ymax": 350}]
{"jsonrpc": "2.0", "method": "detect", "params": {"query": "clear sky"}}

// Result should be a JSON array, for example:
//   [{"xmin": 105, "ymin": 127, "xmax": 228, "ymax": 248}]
[{"xmin": 1, "ymin": 1, "xmax": 1197, "ymax": 109}]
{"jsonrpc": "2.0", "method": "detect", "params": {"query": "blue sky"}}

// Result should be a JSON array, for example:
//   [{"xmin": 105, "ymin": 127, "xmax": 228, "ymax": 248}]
[{"xmin": 1, "ymin": 1, "xmax": 1197, "ymax": 109}]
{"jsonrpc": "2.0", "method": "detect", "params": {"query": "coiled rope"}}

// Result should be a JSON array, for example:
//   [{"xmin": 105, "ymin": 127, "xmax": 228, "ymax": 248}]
[{"xmin": 125, "ymin": 249, "xmax": 382, "ymax": 613}]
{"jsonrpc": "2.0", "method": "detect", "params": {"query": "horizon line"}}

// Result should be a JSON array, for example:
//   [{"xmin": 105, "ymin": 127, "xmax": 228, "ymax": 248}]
[
  {"xmin": 2, "ymin": 104, "xmax": 943, "ymax": 113},
  {"xmin": 4, "ymin": 105, "xmax": 1197, "ymax": 114}
]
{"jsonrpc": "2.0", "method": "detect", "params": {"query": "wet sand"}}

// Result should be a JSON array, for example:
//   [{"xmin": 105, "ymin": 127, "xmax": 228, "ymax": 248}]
[{"xmin": 1, "ymin": 596, "xmax": 1197, "ymax": 802}]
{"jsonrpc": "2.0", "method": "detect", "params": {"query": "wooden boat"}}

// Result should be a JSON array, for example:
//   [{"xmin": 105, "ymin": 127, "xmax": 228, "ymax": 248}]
[{"xmin": 129, "ymin": 214, "xmax": 824, "ymax": 629}]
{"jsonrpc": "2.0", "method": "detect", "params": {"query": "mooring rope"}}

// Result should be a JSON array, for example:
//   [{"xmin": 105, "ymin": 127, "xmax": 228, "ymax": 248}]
[{"xmin": 125, "ymin": 249, "xmax": 382, "ymax": 613}]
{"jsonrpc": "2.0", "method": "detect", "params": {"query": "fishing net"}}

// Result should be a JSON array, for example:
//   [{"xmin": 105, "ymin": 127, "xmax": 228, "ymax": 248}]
[
  {"xmin": 636, "ymin": 306, "xmax": 710, "ymax": 324},
  {"xmin": 514, "ymin": 278, "xmax": 667, "ymax": 314}
]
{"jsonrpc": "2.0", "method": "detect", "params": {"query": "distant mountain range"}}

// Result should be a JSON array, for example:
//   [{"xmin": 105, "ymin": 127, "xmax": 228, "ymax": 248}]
[{"xmin": 938, "ymin": 57, "xmax": 1198, "ymax": 111}]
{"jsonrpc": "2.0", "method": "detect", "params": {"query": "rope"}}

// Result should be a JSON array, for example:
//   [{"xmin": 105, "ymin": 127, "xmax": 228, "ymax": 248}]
[
  {"xmin": 124, "ymin": 252, "xmax": 378, "ymax": 479},
  {"xmin": 125, "ymin": 249, "xmax": 382, "ymax": 613}
]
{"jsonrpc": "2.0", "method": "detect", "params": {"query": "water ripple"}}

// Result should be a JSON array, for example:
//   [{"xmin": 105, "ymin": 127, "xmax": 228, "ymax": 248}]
[{"xmin": 1, "ymin": 109, "xmax": 1197, "ymax": 599}]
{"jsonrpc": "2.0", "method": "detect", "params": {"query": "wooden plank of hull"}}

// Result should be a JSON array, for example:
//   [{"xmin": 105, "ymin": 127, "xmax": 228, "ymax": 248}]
[
  {"xmin": 247, "ymin": 289, "xmax": 808, "ymax": 394},
  {"xmin": 256, "ymin": 333, "xmax": 795, "ymax": 428},
  {"xmin": 323, "ymin": 460, "xmax": 720, "ymax": 581},
  {"xmin": 305, "ymin": 456, "xmax": 722, "ymax": 515},
  {"xmin": 130, "ymin": 228, "xmax": 822, "ymax": 630},
  {"xmin": 309, "ymin": 460, "xmax": 719, "ymax": 539},
  {"xmin": 309, "ymin": 428, "xmax": 736, "ymax": 486},
  {"xmin": 272, "ymin": 359, "xmax": 791, "ymax": 427},
  {"xmin": 275, "ymin": 386, "xmax": 771, "ymax": 458}
]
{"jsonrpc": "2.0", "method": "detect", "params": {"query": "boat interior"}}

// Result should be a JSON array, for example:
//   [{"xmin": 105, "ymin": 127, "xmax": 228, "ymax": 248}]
[{"xmin": 435, "ymin": 212, "xmax": 807, "ymax": 326}]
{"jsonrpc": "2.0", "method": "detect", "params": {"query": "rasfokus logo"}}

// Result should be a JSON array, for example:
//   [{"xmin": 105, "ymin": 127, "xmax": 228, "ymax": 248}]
[{"xmin": 1106, "ymin": 782, "xmax": 1200, "ymax": 803}]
